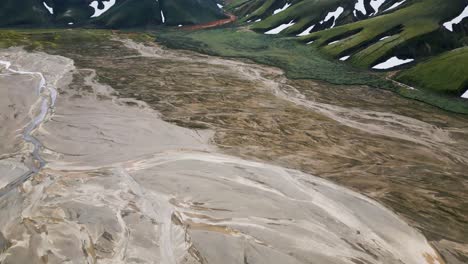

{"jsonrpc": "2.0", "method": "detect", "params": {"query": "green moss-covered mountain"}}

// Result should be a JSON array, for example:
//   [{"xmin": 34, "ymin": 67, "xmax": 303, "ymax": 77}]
[
  {"xmin": 230, "ymin": 0, "xmax": 468, "ymax": 97},
  {"xmin": 0, "ymin": 0, "xmax": 227, "ymax": 28}
]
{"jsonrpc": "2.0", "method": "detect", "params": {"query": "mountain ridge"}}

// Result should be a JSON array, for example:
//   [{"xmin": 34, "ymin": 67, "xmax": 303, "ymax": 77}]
[
  {"xmin": 0, "ymin": 0, "xmax": 227, "ymax": 28},
  {"xmin": 229, "ymin": 0, "xmax": 468, "ymax": 97}
]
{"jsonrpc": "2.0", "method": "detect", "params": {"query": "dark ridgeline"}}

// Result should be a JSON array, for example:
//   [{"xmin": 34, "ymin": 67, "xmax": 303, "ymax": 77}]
[{"xmin": 0, "ymin": 0, "xmax": 227, "ymax": 28}]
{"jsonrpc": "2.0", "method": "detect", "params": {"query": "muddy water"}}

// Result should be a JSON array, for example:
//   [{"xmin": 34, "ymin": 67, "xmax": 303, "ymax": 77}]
[{"xmin": 0, "ymin": 35, "xmax": 466, "ymax": 264}]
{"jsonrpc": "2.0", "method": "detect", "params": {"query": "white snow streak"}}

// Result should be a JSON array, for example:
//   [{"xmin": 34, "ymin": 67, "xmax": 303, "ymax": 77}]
[
  {"xmin": 320, "ymin": 7, "xmax": 344, "ymax": 28},
  {"xmin": 89, "ymin": 0, "xmax": 116, "ymax": 18},
  {"xmin": 265, "ymin": 20, "xmax": 295, "ymax": 34},
  {"xmin": 383, "ymin": 0, "xmax": 406, "ymax": 12},
  {"xmin": 161, "ymin": 10, "xmax": 166, "ymax": 23},
  {"xmin": 443, "ymin": 5, "xmax": 468, "ymax": 32},
  {"xmin": 354, "ymin": 0, "xmax": 367, "ymax": 15},
  {"xmin": 340, "ymin": 56, "xmax": 351, "ymax": 61},
  {"xmin": 461, "ymin": 90, "xmax": 468, "ymax": 99},
  {"xmin": 370, "ymin": 0, "xmax": 387, "ymax": 13},
  {"xmin": 43, "ymin": 2, "xmax": 54, "ymax": 14},
  {"xmin": 273, "ymin": 3, "xmax": 291, "ymax": 15},
  {"xmin": 372, "ymin": 56, "xmax": 414, "ymax": 69},
  {"xmin": 297, "ymin": 24, "xmax": 315, "ymax": 36}
]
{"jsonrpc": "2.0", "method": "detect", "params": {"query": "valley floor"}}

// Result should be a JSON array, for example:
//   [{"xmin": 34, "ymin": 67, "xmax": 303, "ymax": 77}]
[{"xmin": 0, "ymin": 30, "xmax": 467, "ymax": 264}]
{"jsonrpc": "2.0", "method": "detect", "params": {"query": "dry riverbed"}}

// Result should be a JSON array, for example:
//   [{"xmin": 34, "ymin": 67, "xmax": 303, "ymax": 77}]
[{"xmin": 0, "ymin": 33, "xmax": 467, "ymax": 264}]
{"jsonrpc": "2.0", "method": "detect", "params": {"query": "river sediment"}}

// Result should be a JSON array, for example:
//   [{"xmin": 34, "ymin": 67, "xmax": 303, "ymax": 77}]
[{"xmin": 0, "ymin": 34, "xmax": 466, "ymax": 263}]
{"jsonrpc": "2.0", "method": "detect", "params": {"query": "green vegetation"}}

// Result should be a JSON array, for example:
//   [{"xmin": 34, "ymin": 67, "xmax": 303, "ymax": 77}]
[
  {"xmin": 303, "ymin": 0, "xmax": 466, "ymax": 68},
  {"xmin": 396, "ymin": 47, "xmax": 468, "ymax": 96},
  {"xmin": 227, "ymin": 0, "xmax": 468, "ymax": 101},
  {"xmin": 0, "ymin": 29, "xmax": 111, "ymax": 51},
  {"xmin": 240, "ymin": 0, "xmax": 353, "ymax": 33},
  {"xmin": 398, "ymin": 86, "xmax": 468, "ymax": 114},
  {"xmin": 0, "ymin": 30, "xmax": 58, "ymax": 50}
]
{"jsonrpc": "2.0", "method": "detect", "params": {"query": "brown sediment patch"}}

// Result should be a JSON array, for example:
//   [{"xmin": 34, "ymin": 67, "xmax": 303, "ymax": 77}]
[
  {"xmin": 424, "ymin": 252, "xmax": 445, "ymax": 264},
  {"xmin": 184, "ymin": 221, "xmax": 240, "ymax": 236}
]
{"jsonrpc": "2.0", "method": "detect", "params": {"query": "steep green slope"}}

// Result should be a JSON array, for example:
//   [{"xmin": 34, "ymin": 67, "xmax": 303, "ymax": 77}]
[
  {"xmin": 161, "ymin": 0, "xmax": 227, "ymax": 25},
  {"xmin": 303, "ymin": 0, "xmax": 466, "ymax": 68},
  {"xmin": 248, "ymin": 0, "xmax": 355, "ymax": 34},
  {"xmin": 396, "ymin": 47, "xmax": 468, "ymax": 95},
  {"xmin": 229, "ymin": 0, "xmax": 468, "ymax": 97},
  {"xmin": 91, "ymin": 0, "xmax": 163, "ymax": 28},
  {"xmin": 0, "ymin": 0, "xmax": 226, "ymax": 28},
  {"xmin": 230, "ymin": 0, "xmax": 403, "ymax": 33}
]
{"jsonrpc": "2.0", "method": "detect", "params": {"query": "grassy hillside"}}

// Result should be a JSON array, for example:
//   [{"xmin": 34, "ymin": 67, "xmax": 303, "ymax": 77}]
[
  {"xmin": 248, "ymin": 0, "xmax": 355, "ymax": 34},
  {"xmin": 302, "ymin": 0, "xmax": 466, "ymax": 67},
  {"xmin": 160, "ymin": 0, "xmax": 226, "ymax": 25},
  {"xmin": 91, "ymin": 0, "xmax": 163, "ymax": 28},
  {"xmin": 230, "ymin": 0, "xmax": 403, "ymax": 33},
  {"xmin": 228, "ymin": 0, "xmax": 468, "ymax": 98},
  {"xmin": 396, "ymin": 47, "xmax": 468, "ymax": 95}
]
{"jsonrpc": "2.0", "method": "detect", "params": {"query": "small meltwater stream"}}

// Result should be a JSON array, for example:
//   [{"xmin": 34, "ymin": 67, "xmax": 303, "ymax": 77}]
[{"xmin": 0, "ymin": 60, "xmax": 57, "ymax": 195}]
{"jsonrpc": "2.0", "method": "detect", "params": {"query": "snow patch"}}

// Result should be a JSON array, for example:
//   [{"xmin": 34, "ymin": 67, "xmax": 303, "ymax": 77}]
[
  {"xmin": 340, "ymin": 56, "xmax": 351, "ymax": 61},
  {"xmin": 370, "ymin": 0, "xmax": 387, "ymax": 13},
  {"xmin": 161, "ymin": 10, "xmax": 166, "ymax": 23},
  {"xmin": 328, "ymin": 40, "xmax": 341, "ymax": 45},
  {"xmin": 89, "ymin": 0, "xmax": 116, "ymax": 18},
  {"xmin": 273, "ymin": 3, "xmax": 291, "ymax": 15},
  {"xmin": 354, "ymin": 0, "xmax": 366, "ymax": 15},
  {"xmin": 372, "ymin": 56, "xmax": 414, "ymax": 69},
  {"xmin": 265, "ymin": 20, "xmax": 295, "ymax": 34},
  {"xmin": 68, "ymin": 22, "xmax": 74, "ymax": 25},
  {"xmin": 255, "ymin": 18, "xmax": 262, "ymax": 22},
  {"xmin": 306, "ymin": 40, "xmax": 315, "ymax": 45},
  {"xmin": 217, "ymin": 4, "xmax": 224, "ymax": 9},
  {"xmin": 461, "ymin": 90, "xmax": 468, "ymax": 99},
  {"xmin": 443, "ymin": 5, "xmax": 468, "ymax": 32},
  {"xmin": 320, "ymin": 7, "xmax": 344, "ymax": 28},
  {"xmin": 383, "ymin": 0, "xmax": 406, "ymax": 12},
  {"xmin": 297, "ymin": 24, "xmax": 315, "ymax": 36},
  {"xmin": 379, "ymin": 36, "xmax": 391, "ymax": 40},
  {"xmin": 43, "ymin": 2, "xmax": 54, "ymax": 14}
]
